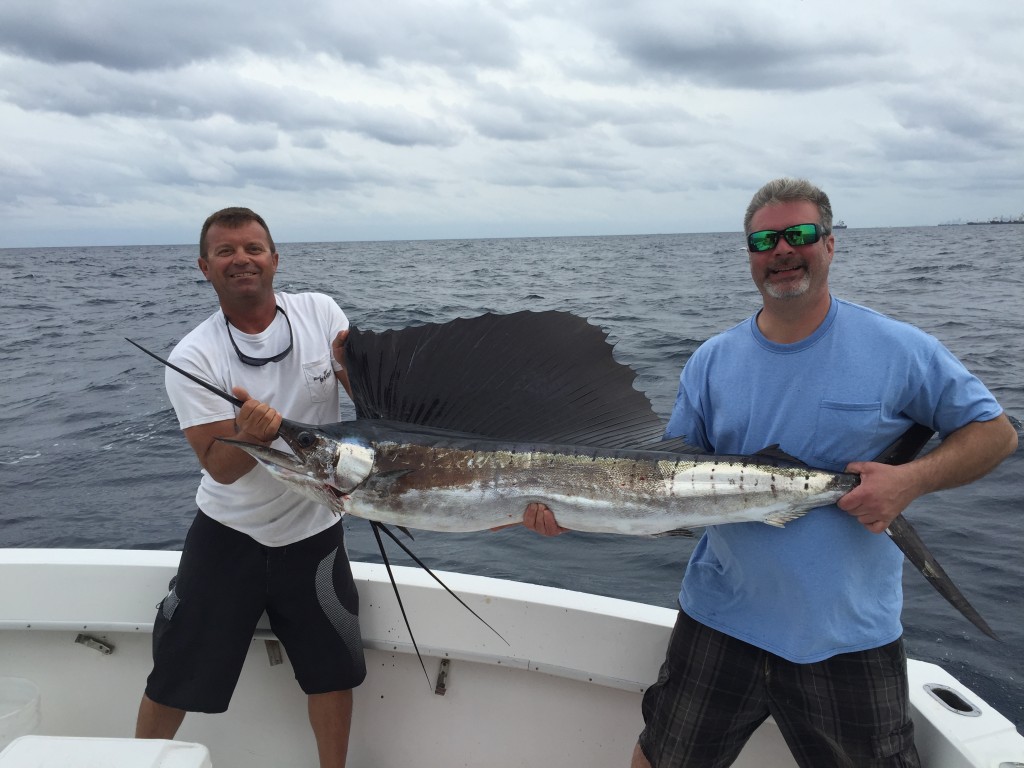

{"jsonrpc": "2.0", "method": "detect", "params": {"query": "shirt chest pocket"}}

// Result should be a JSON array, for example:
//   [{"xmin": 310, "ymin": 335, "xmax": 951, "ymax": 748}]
[
  {"xmin": 302, "ymin": 357, "xmax": 335, "ymax": 403},
  {"xmin": 811, "ymin": 400, "xmax": 882, "ymax": 466}
]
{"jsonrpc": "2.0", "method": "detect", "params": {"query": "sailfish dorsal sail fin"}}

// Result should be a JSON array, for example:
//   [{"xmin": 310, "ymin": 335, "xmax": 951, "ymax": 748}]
[{"xmin": 344, "ymin": 310, "xmax": 688, "ymax": 450}]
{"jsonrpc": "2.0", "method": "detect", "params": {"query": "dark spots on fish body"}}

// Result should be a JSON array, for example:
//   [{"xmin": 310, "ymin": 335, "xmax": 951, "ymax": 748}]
[{"xmin": 668, "ymin": 460, "xmax": 683, "ymax": 497}]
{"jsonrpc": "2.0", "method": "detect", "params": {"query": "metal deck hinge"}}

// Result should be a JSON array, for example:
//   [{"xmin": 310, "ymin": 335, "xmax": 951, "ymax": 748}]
[
  {"xmin": 265, "ymin": 639, "xmax": 284, "ymax": 666},
  {"xmin": 434, "ymin": 658, "xmax": 450, "ymax": 696},
  {"xmin": 75, "ymin": 634, "xmax": 114, "ymax": 655}
]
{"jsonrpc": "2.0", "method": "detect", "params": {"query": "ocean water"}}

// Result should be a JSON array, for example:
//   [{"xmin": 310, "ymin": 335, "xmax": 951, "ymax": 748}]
[{"xmin": 2, "ymin": 226, "xmax": 1022, "ymax": 731}]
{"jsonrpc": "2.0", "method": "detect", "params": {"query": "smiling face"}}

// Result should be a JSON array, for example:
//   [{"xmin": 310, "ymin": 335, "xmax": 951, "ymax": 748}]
[
  {"xmin": 747, "ymin": 200, "xmax": 834, "ymax": 306},
  {"xmin": 198, "ymin": 219, "xmax": 279, "ymax": 311}
]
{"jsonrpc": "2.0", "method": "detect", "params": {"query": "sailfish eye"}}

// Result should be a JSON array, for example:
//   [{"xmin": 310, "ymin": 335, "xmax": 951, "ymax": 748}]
[{"xmin": 296, "ymin": 432, "xmax": 316, "ymax": 449}]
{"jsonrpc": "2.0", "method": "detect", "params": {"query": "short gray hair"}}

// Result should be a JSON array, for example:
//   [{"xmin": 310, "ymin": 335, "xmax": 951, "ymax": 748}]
[{"xmin": 744, "ymin": 178, "xmax": 833, "ymax": 234}]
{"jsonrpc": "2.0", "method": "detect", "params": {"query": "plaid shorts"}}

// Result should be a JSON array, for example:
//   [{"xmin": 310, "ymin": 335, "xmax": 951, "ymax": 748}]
[
  {"xmin": 638, "ymin": 609, "xmax": 920, "ymax": 768},
  {"xmin": 146, "ymin": 511, "xmax": 366, "ymax": 713}
]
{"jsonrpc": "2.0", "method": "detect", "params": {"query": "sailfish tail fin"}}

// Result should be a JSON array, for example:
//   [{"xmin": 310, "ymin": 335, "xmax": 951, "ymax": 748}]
[{"xmin": 876, "ymin": 422, "xmax": 1000, "ymax": 640}]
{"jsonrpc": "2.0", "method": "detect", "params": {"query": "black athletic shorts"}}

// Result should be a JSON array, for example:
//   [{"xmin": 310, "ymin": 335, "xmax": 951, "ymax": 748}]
[{"xmin": 145, "ymin": 510, "xmax": 366, "ymax": 713}]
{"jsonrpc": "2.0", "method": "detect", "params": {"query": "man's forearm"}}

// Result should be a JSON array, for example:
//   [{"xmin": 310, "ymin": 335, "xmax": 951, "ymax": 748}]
[{"xmin": 901, "ymin": 414, "xmax": 1018, "ymax": 498}]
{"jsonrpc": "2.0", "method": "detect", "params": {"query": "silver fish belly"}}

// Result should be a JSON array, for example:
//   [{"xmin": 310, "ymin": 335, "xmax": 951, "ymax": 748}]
[{"xmin": 230, "ymin": 431, "xmax": 858, "ymax": 536}]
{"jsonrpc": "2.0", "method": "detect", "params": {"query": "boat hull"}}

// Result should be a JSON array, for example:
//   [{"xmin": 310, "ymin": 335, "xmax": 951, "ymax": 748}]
[{"xmin": 1, "ymin": 549, "xmax": 1020, "ymax": 767}]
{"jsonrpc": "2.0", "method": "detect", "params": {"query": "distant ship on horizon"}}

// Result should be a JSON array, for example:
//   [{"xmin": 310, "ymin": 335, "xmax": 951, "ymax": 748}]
[
  {"xmin": 966, "ymin": 213, "xmax": 1024, "ymax": 225},
  {"xmin": 834, "ymin": 220, "xmax": 847, "ymax": 229}
]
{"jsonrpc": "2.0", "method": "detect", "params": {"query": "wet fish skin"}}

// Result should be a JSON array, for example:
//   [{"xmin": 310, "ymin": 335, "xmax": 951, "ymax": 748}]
[{"xmin": 224, "ymin": 420, "xmax": 859, "ymax": 536}]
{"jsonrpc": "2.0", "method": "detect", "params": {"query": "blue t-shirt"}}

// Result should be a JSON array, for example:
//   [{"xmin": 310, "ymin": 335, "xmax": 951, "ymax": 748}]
[{"xmin": 666, "ymin": 296, "xmax": 1003, "ymax": 662}]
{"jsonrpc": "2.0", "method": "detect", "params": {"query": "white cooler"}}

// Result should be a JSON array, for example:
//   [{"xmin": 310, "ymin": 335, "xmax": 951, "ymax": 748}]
[{"xmin": 0, "ymin": 736, "xmax": 213, "ymax": 767}]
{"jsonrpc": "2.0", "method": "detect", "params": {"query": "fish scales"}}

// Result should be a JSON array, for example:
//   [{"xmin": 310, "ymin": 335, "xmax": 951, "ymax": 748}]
[{"xmin": 339, "ymin": 437, "xmax": 857, "ymax": 536}]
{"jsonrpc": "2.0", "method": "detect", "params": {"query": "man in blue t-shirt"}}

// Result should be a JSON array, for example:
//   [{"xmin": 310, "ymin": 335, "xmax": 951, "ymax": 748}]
[{"xmin": 524, "ymin": 178, "xmax": 1018, "ymax": 768}]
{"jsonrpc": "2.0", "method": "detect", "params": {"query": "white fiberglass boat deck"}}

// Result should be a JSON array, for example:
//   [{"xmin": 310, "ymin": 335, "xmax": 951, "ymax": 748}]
[{"xmin": 1, "ymin": 549, "xmax": 1021, "ymax": 767}]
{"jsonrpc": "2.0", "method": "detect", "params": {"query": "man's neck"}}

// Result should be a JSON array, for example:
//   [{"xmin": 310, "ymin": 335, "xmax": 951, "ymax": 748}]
[
  {"xmin": 221, "ymin": 294, "xmax": 278, "ymax": 334},
  {"xmin": 756, "ymin": 292, "xmax": 832, "ymax": 344}
]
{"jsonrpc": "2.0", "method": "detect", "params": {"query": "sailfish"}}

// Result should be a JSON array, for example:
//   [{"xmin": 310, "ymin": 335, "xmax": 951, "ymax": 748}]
[{"xmin": 129, "ymin": 309, "xmax": 1004, "ymax": 650}]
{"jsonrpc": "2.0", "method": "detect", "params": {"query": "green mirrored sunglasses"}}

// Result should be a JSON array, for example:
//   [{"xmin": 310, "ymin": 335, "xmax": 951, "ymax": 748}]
[{"xmin": 747, "ymin": 223, "xmax": 825, "ymax": 253}]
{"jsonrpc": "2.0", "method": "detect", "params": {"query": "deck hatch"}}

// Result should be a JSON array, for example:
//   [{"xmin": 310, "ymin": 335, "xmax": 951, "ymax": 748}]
[{"xmin": 923, "ymin": 683, "xmax": 980, "ymax": 716}]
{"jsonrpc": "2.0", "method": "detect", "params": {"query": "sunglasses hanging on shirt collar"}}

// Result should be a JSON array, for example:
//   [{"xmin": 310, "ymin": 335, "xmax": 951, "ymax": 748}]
[{"xmin": 225, "ymin": 305, "xmax": 293, "ymax": 366}]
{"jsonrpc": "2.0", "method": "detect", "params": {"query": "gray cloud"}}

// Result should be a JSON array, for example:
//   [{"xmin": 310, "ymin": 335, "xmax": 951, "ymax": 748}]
[
  {"xmin": 0, "ymin": 0, "xmax": 518, "ymax": 71},
  {"xmin": 3, "ymin": 58, "xmax": 461, "ymax": 148},
  {"xmin": 887, "ymin": 92, "xmax": 1023, "ymax": 155},
  {"xmin": 1, "ymin": 0, "xmax": 1021, "ymax": 246}
]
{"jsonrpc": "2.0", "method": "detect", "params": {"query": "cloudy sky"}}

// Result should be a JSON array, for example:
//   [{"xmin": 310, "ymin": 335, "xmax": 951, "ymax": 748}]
[{"xmin": 2, "ymin": 0, "xmax": 1021, "ymax": 247}]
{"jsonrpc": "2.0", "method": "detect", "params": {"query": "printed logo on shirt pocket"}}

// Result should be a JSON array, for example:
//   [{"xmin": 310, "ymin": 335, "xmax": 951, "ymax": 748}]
[
  {"xmin": 811, "ymin": 400, "xmax": 881, "ymax": 466},
  {"xmin": 303, "ymin": 357, "xmax": 335, "ymax": 403}
]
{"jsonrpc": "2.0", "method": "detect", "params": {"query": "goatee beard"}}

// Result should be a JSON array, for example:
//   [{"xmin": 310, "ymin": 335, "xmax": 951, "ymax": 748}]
[{"xmin": 763, "ymin": 272, "xmax": 811, "ymax": 299}]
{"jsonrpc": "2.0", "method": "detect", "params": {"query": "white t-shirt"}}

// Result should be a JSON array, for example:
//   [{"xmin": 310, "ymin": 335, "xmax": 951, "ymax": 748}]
[{"xmin": 166, "ymin": 292, "xmax": 349, "ymax": 546}]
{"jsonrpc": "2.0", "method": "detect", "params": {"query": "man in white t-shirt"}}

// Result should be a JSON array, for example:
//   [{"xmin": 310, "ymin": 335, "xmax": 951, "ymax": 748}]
[{"xmin": 134, "ymin": 207, "xmax": 365, "ymax": 768}]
